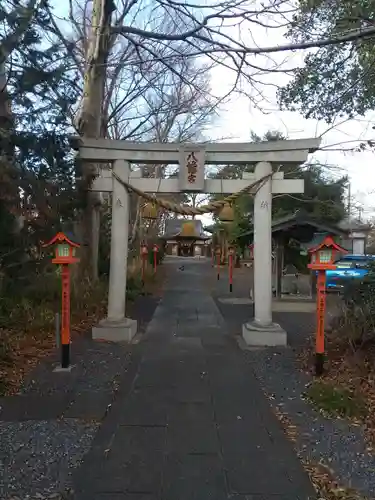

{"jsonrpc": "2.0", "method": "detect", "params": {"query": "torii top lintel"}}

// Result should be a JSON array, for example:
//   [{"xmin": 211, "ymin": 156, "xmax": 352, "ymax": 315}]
[
  {"xmin": 74, "ymin": 136, "xmax": 321, "ymax": 194},
  {"xmin": 73, "ymin": 137, "xmax": 321, "ymax": 165}
]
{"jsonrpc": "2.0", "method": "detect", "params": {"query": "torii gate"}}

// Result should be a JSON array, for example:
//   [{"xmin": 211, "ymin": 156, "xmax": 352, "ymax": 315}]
[{"xmin": 74, "ymin": 137, "xmax": 320, "ymax": 345}]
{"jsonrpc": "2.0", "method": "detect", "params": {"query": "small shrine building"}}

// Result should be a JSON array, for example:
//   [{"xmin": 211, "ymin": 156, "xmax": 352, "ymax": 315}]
[{"xmin": 162, "ymin": 219, "xmax": 211, "ymax": 257}]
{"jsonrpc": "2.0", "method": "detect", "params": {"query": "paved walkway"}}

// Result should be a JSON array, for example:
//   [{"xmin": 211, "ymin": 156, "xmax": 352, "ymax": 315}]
[{"xmin": 73, "ymin": 258, "xmax": 316, "ymax": 500}]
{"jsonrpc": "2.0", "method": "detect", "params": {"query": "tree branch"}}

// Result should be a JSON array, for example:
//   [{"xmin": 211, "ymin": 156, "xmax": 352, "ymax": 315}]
[
  {"xmin": 0, "ymin": 0, "xmax": 40, "ymax": 64},
  {"xmin": 114, "ymin": 23, "xmax": 375, "ymax": 56}
]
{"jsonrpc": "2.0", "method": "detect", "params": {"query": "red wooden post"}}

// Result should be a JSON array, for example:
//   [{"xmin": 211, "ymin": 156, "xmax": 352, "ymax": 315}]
[
  {"xmin": 315, "ymin": 270, "xmax": 326, "ymax": 375},
  {"xmin": 215, "ymin": 247, "xmax": 221, "ymax": 280},
  {"xmin": 61, "ymin": 264, "xmax": 71, "ymax": 368},
  {"xmin": 43, "ymin": 231, "xmax": 80, "ymax": 369},
  {"xmin": 141, "ymin": 244, "xmax": 148, "ymax": 285},
  {"xmin": 153, "ymin": 244, "xmax": 159, "ymax": 274},
  {"xmin": 228, "ymin": 246, "xmax": 235, "ymax": 293}
]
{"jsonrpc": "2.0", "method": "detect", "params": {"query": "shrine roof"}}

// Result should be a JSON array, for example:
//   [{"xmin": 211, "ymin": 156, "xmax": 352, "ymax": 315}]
[
  {"xmin": 337, "ymin": 217, "xmax": 371, "ymax": 232},
  {"xmin": 161, "ymin": 219, "xmax": 211, "ymax": 240},
  {"xmin": 237, "ymin": 210, "xmax": 347, "ymax": 242}
]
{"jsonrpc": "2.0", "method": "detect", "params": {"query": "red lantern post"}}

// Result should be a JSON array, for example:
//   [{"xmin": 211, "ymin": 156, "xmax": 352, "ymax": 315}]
[
  {"xmin": 152, "ymin": 244, "xmax": 159, "ymax": 274},
  {"xmin": 308, "ymin": 235, "xmax": 347, "ymax": 376},
  {"xmin": 43, "ymin": 232, "xmax": 80, "ymax": 369},
  {"xmin": 215, "ymin": 246, "xmax": 221, "ymax": 280},
  {"xmin": 140, "ymin": 243, "xmax": 148, "ymax": 285},
  {"xmin": 228, "ymin": 246, "xmax": 235, "ymax": 292},
  {"xmin": 248, "ymin": 243, "xmax": 254, "ymax": 264}
]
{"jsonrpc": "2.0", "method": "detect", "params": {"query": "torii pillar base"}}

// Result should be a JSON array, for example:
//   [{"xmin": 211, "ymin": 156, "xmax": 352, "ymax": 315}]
[
  {"xmin": 92, "ymin": 317, "xmax": 137, "ymax": 343},
  {"xmin": 242, "ymin": 320, "xmax": 287, "ymax": 347}
]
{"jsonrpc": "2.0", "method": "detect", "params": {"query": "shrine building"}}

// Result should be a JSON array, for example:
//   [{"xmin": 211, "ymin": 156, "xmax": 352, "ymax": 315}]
[{"xmin": 162, "ymin": 219, "xmax": 211, "ymax": 257}]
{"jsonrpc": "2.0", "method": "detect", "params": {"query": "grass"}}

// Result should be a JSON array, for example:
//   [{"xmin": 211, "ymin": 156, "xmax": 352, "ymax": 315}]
[{"xmin": 305, "ymin": 380, "xmax": 367, "ymax": 419}]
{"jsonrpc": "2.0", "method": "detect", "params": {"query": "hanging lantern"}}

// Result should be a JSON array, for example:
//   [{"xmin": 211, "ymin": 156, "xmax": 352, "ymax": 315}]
[
  {"xmin": 218, "ymin": 202, "xmax": 234, "ymax": 222},
  {"xmin": 180, "ymin": 221, "xmax": 196, "ymax": 237},
  {"xmin": 142, "ymin": 202, "xmax": 158, "ymax": 220}
]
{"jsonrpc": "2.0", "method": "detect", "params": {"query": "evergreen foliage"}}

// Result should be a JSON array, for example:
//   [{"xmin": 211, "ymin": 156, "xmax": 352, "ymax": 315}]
[{"xmin": 278, "ymin": 0, "xmax": 375, "ymax": 122}]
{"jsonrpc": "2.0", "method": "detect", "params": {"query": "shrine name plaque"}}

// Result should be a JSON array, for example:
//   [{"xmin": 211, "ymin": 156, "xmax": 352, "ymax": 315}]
[{"xmin": 179, "ymin": 147, "xmax": 205, "ymax": 192}]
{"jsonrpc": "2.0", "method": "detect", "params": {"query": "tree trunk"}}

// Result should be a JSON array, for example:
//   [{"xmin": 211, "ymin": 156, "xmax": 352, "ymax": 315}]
[{"xmin": 75, "ymin": 0, "xmax": 115, "ymax": 280}]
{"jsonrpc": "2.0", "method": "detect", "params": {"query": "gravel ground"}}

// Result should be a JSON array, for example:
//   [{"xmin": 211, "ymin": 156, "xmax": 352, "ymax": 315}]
[
  {"xmin": 208, "ymin": 263, "xmax": 375, "ymax": 498},
  {"xmin": 0, "ymin": 335, "xmax": 117, "ymax": 500},
  {"xmin": 0, "ymin": 419, "xmax": 97, "ymax": 499},
  {"xmin": 0, "ymin": 294, "xmax": 160, "ymax": 500},
  {"xmin": 248, "ymin": 348, "xmax": 375, "ymax": 498}
]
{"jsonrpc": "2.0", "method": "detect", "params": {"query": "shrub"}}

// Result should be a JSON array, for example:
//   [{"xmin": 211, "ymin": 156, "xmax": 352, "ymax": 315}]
[
  {"xmin": 127, "ymin": 257, "xmax": 157, "ymax": 300},
  {"xmin": 0, "ymin": 253, "xmax": 160, "ymax": 337},
  {"xmin": 335, "ymin": 262, "xmax": 375, "ymax": 349},
  {"xmin": 0, "ymin": 270, "xmax": 108, "ymax": 332}
]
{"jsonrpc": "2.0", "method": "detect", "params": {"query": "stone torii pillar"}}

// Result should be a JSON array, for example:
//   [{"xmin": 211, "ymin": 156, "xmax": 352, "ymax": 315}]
[
  {"xmin": 92, "ymin": 160, "xmax": 137, "ymax": 342},
  {"xmin": 242, "ymin": 161, "xmax": 286, "ymax": 345}
]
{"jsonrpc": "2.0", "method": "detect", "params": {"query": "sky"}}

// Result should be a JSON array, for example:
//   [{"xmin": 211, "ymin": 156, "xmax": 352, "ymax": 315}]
[
  {"xmin": 53, "ymin": 0, "xmax": 375, "ymax": 224},
  {"xmin": 204, "ymin": 12, "xmax": 375, "ymax": 223},
  {"xmin": 207, "ymin": 73, "xmax": 375, "ymax": 221}
]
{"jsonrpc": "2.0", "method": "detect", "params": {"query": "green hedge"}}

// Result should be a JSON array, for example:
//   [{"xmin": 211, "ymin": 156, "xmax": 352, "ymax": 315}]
[{"xmin": 338, "ymin": 262, "xmax": 375, "ymax": 348}]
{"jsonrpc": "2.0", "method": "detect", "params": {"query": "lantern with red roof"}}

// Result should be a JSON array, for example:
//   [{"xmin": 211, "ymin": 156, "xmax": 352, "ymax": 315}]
[
  {"xmin": 44, "ymin": 231, "xmax": 80, "ymax": 265},
  {"xmin": 307, "ymin": 235, "xmax": 347, "ymax": 376},
  {"xmin": 307, "ymin": 235, "xmax": 347, "ymax": 271},
  {"xmin": 43, "ymin": 231, "xmax": 80, "ymax": 370}
]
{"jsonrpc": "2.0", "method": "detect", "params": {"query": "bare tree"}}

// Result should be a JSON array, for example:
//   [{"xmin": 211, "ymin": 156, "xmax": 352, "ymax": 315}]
[
  {"xmin": 11, "ymin": 0, "xmax": 375, "ymax": 278},
  {"xmin": 106, "ymin": 53, "xmax": 216, "ymax": 247},
  {"xmin": 40, "ymin": 0, "xmax": 218, "ymax": 277}
]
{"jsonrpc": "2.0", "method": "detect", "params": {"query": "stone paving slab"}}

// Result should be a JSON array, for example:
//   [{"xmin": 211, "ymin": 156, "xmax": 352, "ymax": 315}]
[
  {"xmin": 72, "ymin": 259, "xmax": 316, "ymax": 500},
  {"xmin": 166, "ymin": 419, "xmax": 219, "ymax": 454},
  {"xmin": 64, "ymin": 390, "xmax": 114, "ymax": 420},
  {"xmin": 0, "ymin": 393, "xmax": 72, "ymax": 421},
  {"xmin": 162, "ymin": 453, "xmax": 227, "ymax": 500},
  {"xmin": 214, "ymin": 297, "xmax": 315, "ymax": 347},
  {"xmin": 83, "ymin": 495, "xmax": 158, "ymax": 500}
]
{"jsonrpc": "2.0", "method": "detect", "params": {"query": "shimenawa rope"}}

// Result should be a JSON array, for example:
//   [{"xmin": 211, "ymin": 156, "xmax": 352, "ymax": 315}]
[{"xmin": 111, "ymin": 171, "xmax": 272, "ymax": 216}]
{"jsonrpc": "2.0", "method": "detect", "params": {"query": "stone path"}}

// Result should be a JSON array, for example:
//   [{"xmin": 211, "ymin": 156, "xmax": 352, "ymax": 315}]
[{"xmin": 73, "ymin": 258, "xmax": 316, "ymax": 500}]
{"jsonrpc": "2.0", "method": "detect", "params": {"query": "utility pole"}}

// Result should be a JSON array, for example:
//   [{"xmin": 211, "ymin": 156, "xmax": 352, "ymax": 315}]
[
  {"xmin": 347, "ymin": 182, "xmax": 351, "ymax": 217},
  {"xmin": 358, "ymin": 206, "xmax": 364, "ymax": 222}
]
